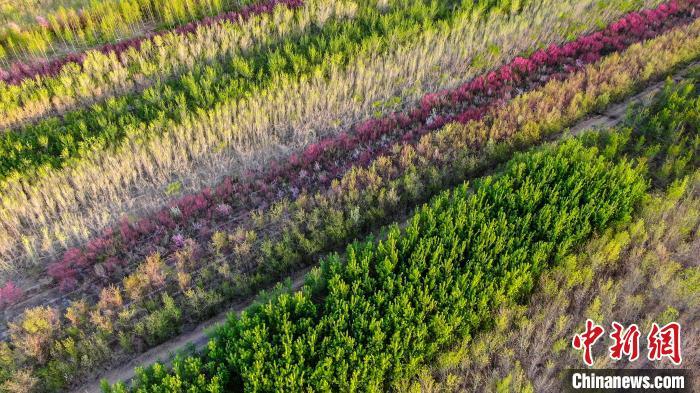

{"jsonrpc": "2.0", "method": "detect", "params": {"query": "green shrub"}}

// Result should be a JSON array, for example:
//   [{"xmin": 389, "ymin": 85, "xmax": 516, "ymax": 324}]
[{"xmin": 124, "ymin": 138, "xmax": 647, "ymax": 391}]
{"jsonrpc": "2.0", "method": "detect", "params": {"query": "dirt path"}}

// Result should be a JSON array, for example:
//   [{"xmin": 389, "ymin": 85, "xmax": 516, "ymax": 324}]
[
  {"xmin": 568, "ymin": 63, "xmax": 697, "ymax": 136},
  {"xmin": 71, "ymin": 62, "xmax": 699, "ymax": 393}
]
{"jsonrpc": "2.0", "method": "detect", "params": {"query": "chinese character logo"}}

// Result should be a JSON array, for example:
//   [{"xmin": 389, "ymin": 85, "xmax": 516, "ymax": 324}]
[
  {"xmin": 572, "ymin": 320, "xmax": 682, "ymax": 366},
  {"xmin": 572, "ymin": 319, "xmax": 605, "ymax": 366},
  {"xmin": 609, "ymin": 322, "xmax": 641, "ymax": 362},
  {"xmin": 647, "ymin": 322, "xmax": 682, "ymax": 365}
]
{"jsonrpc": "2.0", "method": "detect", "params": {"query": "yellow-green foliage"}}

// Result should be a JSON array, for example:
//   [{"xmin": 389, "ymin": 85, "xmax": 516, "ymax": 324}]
[
  {"xmin": 412, "ymin": 172, "xmax": 700, "ymax": 392},
  {"xmin": 0, "ymin": 0, "xmax": 663, "ymax": 278}
]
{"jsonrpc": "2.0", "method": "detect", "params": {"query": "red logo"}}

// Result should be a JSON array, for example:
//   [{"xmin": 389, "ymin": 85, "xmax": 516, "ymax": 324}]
[
  {"xmin": 647, "ymin": 322, "xmax": 682, "ymax": 365},
  {"xmin": 572, "ymin": 320, "xmax": 682, "ymax": 366},
  {"xmin": 572, "ymin": 319, "xmax": 605, "ymax": 366},
  {"xmin": 609, "ymin": 322, "xmax": 641, "ymax": 361}
]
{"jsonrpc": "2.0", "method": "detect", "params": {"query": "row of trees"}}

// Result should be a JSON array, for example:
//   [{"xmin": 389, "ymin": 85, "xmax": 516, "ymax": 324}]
[
  {"xmin": 6, "ymin": 0, "xmax": 673, "ymax": 131},
  {"xmin": 0, "ymin": 0, "xmax": 674, "ymax": 326},
  {"xmin": 2, "ymin": 18, "xmax": 697, "ymax": 390},
  {"xmin": 0, "ymin": 0, "xmax": 94, "ymax": 26},
  {"xmin": 114, "ymin": 137, "xmax": 648, "ymax": 391},
  {"xmin": 0, "ymin": 0, "xmax": 325, "ymax": 129},
  {"xmin": 37, "ymin": 2, "xmax": 693, "ymax": 295},
  {"xmin": 0, "ymin": 0, "xmax": 253, "ymax": 65},
  {"xmin": 113, "ymin": 75, "xmax": 700, "ymax": 392},
  {"xmin": 416, "ymin": 82, "xmax": 700, "ymax": 392},
  {"xmin": 0, "ymin": 0, "xmax": 474, "ymax": 182},
  {"xmin": 0, "ymin": 0, "xmax": 660, "ymax": 280}
]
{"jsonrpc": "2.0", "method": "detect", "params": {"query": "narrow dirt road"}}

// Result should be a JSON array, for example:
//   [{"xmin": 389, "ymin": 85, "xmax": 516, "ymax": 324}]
[
  {"xmin": 73, "ymin": 61, "xmax": 699, "ymax": 393},
  {"xmin": 568, "ymin": 72, "xmax": 692, "ymax": 136}
]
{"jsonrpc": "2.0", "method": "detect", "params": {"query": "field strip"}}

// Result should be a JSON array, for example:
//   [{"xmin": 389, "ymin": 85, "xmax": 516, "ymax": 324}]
[
  {"xmin": 0, "ymin": 8, "xmax": 689, "ymax": 335},
  {"xmin": 72, "ymin": 61, "xmax": 700, "ymax": 393},
  {"xmin": 0, "ymin": 0, "xmax": 342, "ymax": 131},
  {"xmin": 5, "ymin": 19, "xmax": 699, "ymax": 388},
  {"xmin": 0, "ymin": 0, "xmax": 665, "ymax": 273}
]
